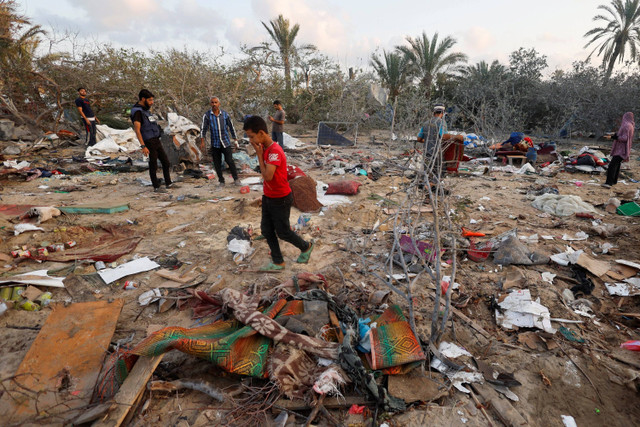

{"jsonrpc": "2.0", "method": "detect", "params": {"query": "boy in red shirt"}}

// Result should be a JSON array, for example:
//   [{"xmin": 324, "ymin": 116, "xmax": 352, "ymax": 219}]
[{"xmin": 243, "ymin": 116, "xmax": 314, "ymax": 271}]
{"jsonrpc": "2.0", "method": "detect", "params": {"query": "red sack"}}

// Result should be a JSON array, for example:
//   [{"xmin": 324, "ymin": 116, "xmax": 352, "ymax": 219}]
[
  {"xmin": 325, "ymin": 180, "xmax": 361, "ymax": 195},
  {"xmin": 287, "ymin": 165, "xmax": 306, "ymax": 181}
]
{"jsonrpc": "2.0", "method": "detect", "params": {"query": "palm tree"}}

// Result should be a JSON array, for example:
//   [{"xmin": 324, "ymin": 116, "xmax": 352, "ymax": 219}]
[
  {"xmin": 260, "ymin": 14, "xmax": 315, "ymax": 100},
  {"xmin": 370, "ymin": 50, "xmax": 410, "ymax": 136},
  {"xmin": 584, "ymin": 0, "xmax": 640, "ymax": 79},
  {"xmin": 460, "ymin": 60, "xmax": 508, "ymax": 81},
  {"xmin": 397, "ymin": 31, "xmax": 467, "ymax": 100}
]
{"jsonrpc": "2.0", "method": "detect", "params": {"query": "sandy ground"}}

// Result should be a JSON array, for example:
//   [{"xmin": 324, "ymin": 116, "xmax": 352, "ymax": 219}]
[{"xmin": 0, "ymin": 126, "xmax": 639, "ymax": 426}]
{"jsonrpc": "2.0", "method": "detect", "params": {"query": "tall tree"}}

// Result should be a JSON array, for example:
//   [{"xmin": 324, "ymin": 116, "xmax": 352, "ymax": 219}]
[
  {"xmin": 260, "ymin": 14, "xmax": 315, "ymax": 101},
  {"xmin": 370, "ymin": 50, "xmax": 410, "ymax": 136},
  {"xmin": 397, "ymin": 31, "xmax": 467, "ymax": 100},
  {"xmin": 584, "ymin": 0, "xmax": 640, "ymax": 79}
]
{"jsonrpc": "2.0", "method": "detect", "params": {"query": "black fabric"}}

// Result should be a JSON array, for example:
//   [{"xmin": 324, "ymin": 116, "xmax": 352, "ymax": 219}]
[
  {"xmin": 570, "ymin": 265, "xmax": 594, "ymax": 296},
  {"xmin": 606, "ymin": 155, "xmax": 623, "ymax": 186},
  {"xmin": 211, "ymin": 146, "xmax": 238, "ymax": 183},
  {"xmin": 261, "ymin": 193, "xmax": 308, "ymax": 264},
  {"xmin": 146, "ymin": 137, "xmax": 172, "ymax": 189},
  {"xmin": 132, "ymin": 110, "xmax": 143, "ymax": 123},
  {"xmin": 576, "ymin": 154, "xmax": 596, "ymax": 166},
  {"xmin": 84, "ymin": 119, "xmax": 97, "ymax": 146}
]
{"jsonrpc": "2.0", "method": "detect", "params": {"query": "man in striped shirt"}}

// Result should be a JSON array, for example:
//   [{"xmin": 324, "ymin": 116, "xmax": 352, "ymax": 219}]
[{"xmin": 200, "ymin": 97, "xmax": 241, "ymax": 187}]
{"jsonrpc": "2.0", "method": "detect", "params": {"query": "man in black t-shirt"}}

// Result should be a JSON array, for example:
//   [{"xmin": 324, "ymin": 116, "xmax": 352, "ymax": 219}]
[{"xmin": 75, "ymin": 87, "xmax": 100, "ymax": 146}]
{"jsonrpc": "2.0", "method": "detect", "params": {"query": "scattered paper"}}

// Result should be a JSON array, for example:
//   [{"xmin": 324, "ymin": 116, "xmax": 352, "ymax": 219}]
[
  {"xmin": 605, "ymin": 279, "xmax": 640, "ymax": 297},
  {"xmin": 561, "ymin": 415, "xmax": 578, "ymax": 427},
  {"xmin": 439, "ymin": 342, "xmax": 471, "ymax": 358},
  {"xmin": 139, "ymin": 288, "xmax": 162, "ymax": 306},
  {"xmin": 495, "ymin": 289, "xmax": 555, "ymax": 333},
  {"xmin": 98, "ymin": 257, "xmax": 160, "ymax": 284}
]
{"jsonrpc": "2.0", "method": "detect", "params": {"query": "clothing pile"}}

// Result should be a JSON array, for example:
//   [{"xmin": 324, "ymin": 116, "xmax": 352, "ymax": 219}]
[{"xmin": 95, "ymin": 274, "xmax": 424, "ymax": 410}]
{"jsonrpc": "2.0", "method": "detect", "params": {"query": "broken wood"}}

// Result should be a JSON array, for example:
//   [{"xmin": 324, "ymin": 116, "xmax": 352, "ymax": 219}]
[
  {"xmin": 472, "ymin": 383, "xmax": 527, "ymax": 427},
  {"xmin": 94, "ymin": 355, "xmax": 164, "ymax": 427}
]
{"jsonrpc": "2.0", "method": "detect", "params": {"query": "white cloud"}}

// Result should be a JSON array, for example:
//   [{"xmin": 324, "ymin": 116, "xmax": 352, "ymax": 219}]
[{"xmin": 462, "ymin": 26, "xmax": 495, "ymax": 52}]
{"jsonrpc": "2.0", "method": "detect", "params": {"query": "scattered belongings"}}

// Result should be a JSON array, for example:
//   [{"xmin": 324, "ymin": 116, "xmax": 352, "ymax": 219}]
[{"xmin": 0, "ymin": 269, "xmax": 65, "ymax": 288}]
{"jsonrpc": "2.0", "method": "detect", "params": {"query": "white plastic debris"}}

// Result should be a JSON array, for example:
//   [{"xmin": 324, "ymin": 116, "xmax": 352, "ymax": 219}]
[
  {"xmin": 98, "ymin": 257, "xmax": 160, "ymax": 285},
  {"xmin": 562, "ymin": 231, "xmax": 589, "ymax": 241},
  {"xmin": 0, "ymin": 270, "xmax": 65, "ymax": 288},
  {"xmin": 14, "ymin": 223, "xmax": 44, "ymax": 235},
  {"xmin": 139, "ymin": 288, "xmax": 162, "ymax": 306},
  {"xmin": 605, "ymin": 278, "xmax": 640, "ymax": 296},
  {"xmin": 561, "ymin": 415, "xmax": 578, "ymax": 427},
  {"xmin": 541, "ymin": 272, "xmax": 556, "ymax": 285},
  {"xmin": 495, "ymin": 289, "xmax": 555, "ymax": 333},
  {"xmin": 438, "ymin": 342, "xmax": 471, "ymax": 358}
]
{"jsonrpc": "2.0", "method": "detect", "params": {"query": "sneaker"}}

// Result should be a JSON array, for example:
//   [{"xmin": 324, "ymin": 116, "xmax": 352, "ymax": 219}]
[
  {"xmin": 296, "ymin": 241, "xmax": 314, "ymax": 264},
  {"xmin": 166, "ymin": 183, "xmax": 180, "ymax": 189},
  {"xmin": 259, "ymin": 262, "xmax": 285, "ymax": 272},
  {"xmin": 154, "ymin": 187, "xmax": 168, "ymax": 193},
  {"xmin": 601, "ymin": 183, "xmax": 612, "ymax": 188},
  {"xmin": 233, "ymin": 180, "xmax": 242, "ymax": 187}
]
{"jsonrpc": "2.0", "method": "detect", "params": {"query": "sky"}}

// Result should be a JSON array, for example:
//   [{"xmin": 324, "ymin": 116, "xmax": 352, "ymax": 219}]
[{"xmin": 19, "ymin": 0, "xmax": 609, "ymax": 72}]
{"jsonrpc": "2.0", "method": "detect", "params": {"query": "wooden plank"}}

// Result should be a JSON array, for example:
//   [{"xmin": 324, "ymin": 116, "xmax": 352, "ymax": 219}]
[
  {"xmin": 473, "ymin": 383, "xmax": 528, "ymax": 427},
  {"xmin": 383, "ymin": 206, "xmax": 433, "ymax": 215},
  {"xmin": 93, "ymin": 355, "xmax": 164, "ymax": 427},
  {"xmin": 0, "ymin": 300, "xmax": 124, "ymax": 425}
]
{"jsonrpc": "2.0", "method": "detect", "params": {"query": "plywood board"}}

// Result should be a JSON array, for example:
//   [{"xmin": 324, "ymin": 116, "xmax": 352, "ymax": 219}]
[{"xmin": 0, "ymin": 300, "xmax": 124, "ymax": 425}]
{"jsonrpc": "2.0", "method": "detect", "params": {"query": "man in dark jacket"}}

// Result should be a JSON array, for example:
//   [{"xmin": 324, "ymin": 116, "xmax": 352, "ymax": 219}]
[
  {"xmin": 75, "ymin": 87, "xmax": 100, "ymax": 146},
  {"xmin": 131, "ymin": 89, "xmax": 177, "ymax": 193}
]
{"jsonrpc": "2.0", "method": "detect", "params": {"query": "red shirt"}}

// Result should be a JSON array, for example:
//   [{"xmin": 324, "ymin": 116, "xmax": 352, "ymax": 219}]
[{"xmin": 262, "ymin": 142, "xmax": 291, "ymax": 198}]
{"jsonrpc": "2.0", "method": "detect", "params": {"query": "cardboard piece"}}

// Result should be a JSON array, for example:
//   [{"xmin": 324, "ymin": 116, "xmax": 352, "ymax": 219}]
[
  {"xmin": 606, "ymin": 263, "xmax": 638, "ymax": 281},
  {"xmin": 0, "ymin": 300, "xmax": 124, "ymax": 424},
  {"xmin": 98, "ymin": 257, "xmax": 160, "ymax": 284},
  {"xmin": 576, "ymin": 253, "xmax": 611, "ymax": 278},
  {"xmin": 616, "ymin": 259, "xmax": 640, "ymax": 270},
  {"xmin": 388, "ymin": 374, "xmax": 447, "ymax": 403},
  {"xmin": 154, "ymin": 269, "xmax": 198, "ymax": 284}
]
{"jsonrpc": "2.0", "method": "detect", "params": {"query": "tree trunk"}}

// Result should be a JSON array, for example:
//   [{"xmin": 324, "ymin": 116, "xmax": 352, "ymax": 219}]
[{"xmin": 283, "ymin": 53, "xmax": 292, "ymax": 102}]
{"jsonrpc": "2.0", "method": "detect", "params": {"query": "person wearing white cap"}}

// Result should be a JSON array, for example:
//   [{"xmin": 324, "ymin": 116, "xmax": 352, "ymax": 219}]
[{"xmin": 417, "ymin": 104, "xmax": 447, "ymax": 156}]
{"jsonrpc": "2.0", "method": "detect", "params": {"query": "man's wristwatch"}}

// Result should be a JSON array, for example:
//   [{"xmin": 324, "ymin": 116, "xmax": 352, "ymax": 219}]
[{"xmin": 140, "ymin": 145, "xmax": 146, "ymax": 149}]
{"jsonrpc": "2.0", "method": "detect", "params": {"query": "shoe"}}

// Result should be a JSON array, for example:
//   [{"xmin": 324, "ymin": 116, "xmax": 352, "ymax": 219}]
[
  {"xmin": 296, "ymin": 241, "xmax": 314, "ymax": 264},
  {"xmin": 601, "ymin": 183, "xmax": 612, "ymax": 188},
  {"xmin": 217, "ymin": 181, "xmax": 226, "ymax": 187},
  {"xmin": 233, "ymin": 180, "xmax": 242, "ymax": 187},
  {"xmin": 166, "ymin": 183, "xmax": 180, "ymax": 189},
  {"xmin": 154, "ymin": 187, "xmax": 168, "ymax": 193},
  {"xmin": 259, "ymin": 262, "xmax": 285, "ymax": 272}
]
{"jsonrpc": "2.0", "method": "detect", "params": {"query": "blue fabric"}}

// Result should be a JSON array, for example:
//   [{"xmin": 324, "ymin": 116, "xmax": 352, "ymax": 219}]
[
  {"xmin": 504, "ymin": 132, "xmax": 524, "ymax": 145},
  {"xmin": 201, "ymin": 110, "xmax": 237, "ymax": 149}
]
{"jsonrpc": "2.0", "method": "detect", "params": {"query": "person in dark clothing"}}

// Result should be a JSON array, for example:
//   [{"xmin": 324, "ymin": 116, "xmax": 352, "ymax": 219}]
[
  {"xmin": 131, "ymin": 89, "xmax": 177, "ymax": 193},
  {"xmin": 199, "ymin": 97, "xmax": 241, "ymax": 187},
  {"xmin": 75, "ymin": 87, "xmax": 100, "ymax": 146},
  {"xmin": 243, "ymin": 116, "xmax": 313, "ymax": 272}
]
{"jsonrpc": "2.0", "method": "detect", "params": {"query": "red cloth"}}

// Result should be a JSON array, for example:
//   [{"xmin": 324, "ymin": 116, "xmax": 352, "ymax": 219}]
[
  {"xmin": 286, "ymin": 165, "xmax": 306, "ymax": 180},
  {"xmin": 443, "ymin": 135, "xmax": 464, "ymax": 172},
  {"xmin": 263, "ymin": 142, "xmax": 291, "ymax": 198}
]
